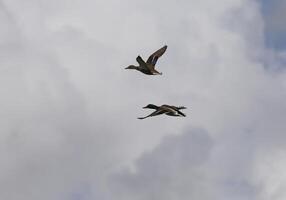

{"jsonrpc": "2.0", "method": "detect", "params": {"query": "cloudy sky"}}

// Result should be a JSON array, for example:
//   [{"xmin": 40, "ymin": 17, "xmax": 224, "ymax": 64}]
[{"xmin": 0, "ymin": 0, "xmax": 286, "ymax": 199}]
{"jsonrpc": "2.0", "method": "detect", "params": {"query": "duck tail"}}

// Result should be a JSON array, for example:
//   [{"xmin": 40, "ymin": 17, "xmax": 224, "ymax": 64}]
[{"xmin": 177, "ymin": 106, "xmax": 187, "ymax": 110}]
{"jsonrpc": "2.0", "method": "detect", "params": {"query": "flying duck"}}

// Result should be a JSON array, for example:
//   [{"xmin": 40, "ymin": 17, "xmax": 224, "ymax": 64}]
[
  {"xmin": 125, "ymin": 45, "xmax": 167, "ymax": 75},
  {"xmin": 138, "ymin": 104, "xmax": 186, "ymax": 119}
]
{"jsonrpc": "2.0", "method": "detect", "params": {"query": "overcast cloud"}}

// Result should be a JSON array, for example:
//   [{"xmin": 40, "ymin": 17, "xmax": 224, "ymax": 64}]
[{"xmin": 0, "ymin": 0, "xmax": 286, "ymax": 200}]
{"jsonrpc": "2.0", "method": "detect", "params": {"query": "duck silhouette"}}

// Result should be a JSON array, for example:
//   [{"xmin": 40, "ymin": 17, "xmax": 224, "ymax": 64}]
[
  {"xmin": 125, "ymin": 45, "xmax": 167, "ymax": 75},
  {"xmin": 138, "ymin": 104, "xmax": 186, "ymax": 119}
]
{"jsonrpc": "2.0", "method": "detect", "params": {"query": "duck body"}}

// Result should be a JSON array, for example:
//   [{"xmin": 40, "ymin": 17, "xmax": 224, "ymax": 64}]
[
  {"xmin": 125, "ymin": 64, "xmax": 153, "ymax": 75},
  {"xmin": 138, "ymin": 104, "xmax": 186, "ymax": 119},
  {"xmin": 125, "ymin": 45, "xmax": 167, "ymax": 75}
]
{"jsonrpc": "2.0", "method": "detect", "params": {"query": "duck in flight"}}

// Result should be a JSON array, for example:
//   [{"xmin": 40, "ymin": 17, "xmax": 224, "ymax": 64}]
[
  {"xmin": 125, "ymin": 45, "xmax": 167, "ymax": 75},
  {"xmin": 138, "ymin": 104, "xmax": 187, "ymax": 119}
]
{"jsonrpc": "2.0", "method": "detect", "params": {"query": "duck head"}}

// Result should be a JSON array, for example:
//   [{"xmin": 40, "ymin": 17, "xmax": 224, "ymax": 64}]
[
  {"xmin": 143, "ymin": 104, "xmax": 159, "ymax": 109},
  {"xmin": 125, "ymin": 65, "xmax": 137, "ymax": 69}
]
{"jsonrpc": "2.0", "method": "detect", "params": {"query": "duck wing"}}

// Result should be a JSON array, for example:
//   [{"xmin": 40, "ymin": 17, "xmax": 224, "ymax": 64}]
[
  {"xmin": 161, "ymin": 105, "xmax": 177, "ymax": 113},
  {"xmin": 138, "ymin": 109, "xmax": 167, "ymax": 120},
  {"xmin": 136, "ymin": 56, "xmax": 149, "ymax": 70},
  {"xmin": 161, "ymin": 105, "xmax": 186, "ymax": 117},
  {"xmin": 168, "ymin": 105, "xmax": 187, "ymax": 110},
  {"xmin": 146, "ymin": 45, "xmax": 167, "ymax": 68},
  {"xmin": 176, "ymin": 110, "xmax": 186, "ymax": 117}
]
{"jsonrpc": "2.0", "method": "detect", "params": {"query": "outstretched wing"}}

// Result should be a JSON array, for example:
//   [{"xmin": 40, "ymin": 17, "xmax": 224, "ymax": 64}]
[
  {"xmin": 138, "ymin": 109, "xmax": 166, "ymax": 120},
  {"xmin": 146, "ymin": 45, "xmax": 167, "ymax": 67},
  {"xmin": 162, "ymin": 105, "xmax": 186, "ymax": 117},
  {"xmin": 168, "ymin": 105, "xmax": 187, "ymax": 110},
  {"xmin": 177, "ymin": 110, "xmax": 186, "ymax": 117}
]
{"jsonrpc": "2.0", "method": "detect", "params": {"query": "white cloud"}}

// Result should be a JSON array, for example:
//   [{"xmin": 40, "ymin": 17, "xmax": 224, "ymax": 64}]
[
  {"xmin": 0, "ymin": 0, "xmax": 286, "ymax": 199},
  {"xmin": 254, "ymin": 150, "xmax": 286, "ymax": 200}
]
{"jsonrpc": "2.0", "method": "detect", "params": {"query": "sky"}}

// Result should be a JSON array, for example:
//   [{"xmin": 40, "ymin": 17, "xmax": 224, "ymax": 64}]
[
  {"xmin": 0, "ymin": 0, "xmax": 286, "ymax": 200},
  {"xmin": 261, "ymin": 0, "xmax": 286, "ymax": 50}
]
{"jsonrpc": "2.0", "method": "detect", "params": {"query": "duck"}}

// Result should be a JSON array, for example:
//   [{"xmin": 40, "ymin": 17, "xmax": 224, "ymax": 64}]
[
  {"xmin": 138, "ymin": 104, "xmax": 186, "ymax": 119},
  {"xmin": 125, "ymin": 45, "xmax": 167, "ymax": 75}
]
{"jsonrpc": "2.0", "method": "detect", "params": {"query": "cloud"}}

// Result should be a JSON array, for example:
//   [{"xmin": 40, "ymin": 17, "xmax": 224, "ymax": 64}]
[
  {"xmin": 110, "ymin": 126, "xmax": 263, "ymax": 200},
  {"xmin": 254, "ymin": 149, "xmax": 286, "ymax": 200},
  {"xmin": 0, "ymin": 0, "xmax": 286, "ymax": 200},
  {"xmin": 110, "ymin": 128, "xmax": 214, "ymax": 200}
]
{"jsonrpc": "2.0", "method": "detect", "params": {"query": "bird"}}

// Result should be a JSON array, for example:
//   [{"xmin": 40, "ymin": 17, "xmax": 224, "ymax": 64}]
[
  {"xmin": 125, "ymin": 45, "xmax": 167, "ymax": 75},
  {"xmin": 138, "ymin": 104, "xmax": 187, "ymax": 119}
]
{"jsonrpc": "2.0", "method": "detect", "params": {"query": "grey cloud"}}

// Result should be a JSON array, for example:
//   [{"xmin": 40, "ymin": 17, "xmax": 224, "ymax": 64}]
[
  {"xmin": 110, "ymin": 127, "xmax": 261, "ymax": 200},
  {"xmin": 0, "ymin": 0, "xmax": 286, "ymax": 200},
  {"xmin": 0, "ymin": 2, "xmax": 115, "ymax": 200},
  {"xmin": 110, "ymin": 128, "xmax": 214, "ymax": 200}
]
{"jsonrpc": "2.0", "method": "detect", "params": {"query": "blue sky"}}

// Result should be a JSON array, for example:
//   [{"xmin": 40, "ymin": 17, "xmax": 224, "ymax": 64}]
[{"xmin": 261, "ymin": 0, "xmax": 286, "ymax": 50}]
